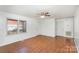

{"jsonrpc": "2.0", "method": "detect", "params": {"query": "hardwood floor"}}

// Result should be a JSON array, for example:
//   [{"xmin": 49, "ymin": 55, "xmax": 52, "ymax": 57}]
[{"xmin": 0, "ymin": 35, "xmax": 77, "ymax": 53}]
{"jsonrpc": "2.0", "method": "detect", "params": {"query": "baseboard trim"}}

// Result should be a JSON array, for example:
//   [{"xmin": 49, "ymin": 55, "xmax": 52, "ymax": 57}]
[
  {"xmin": 55, "ymin": 35, "xmax": 74, "ymax": 39},
  {"xmin": 39, "ymin": 34, "xmax": 56, "ymax": 38}
]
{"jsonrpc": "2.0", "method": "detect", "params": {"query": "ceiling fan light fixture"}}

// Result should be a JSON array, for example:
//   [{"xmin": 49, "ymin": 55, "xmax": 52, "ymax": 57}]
[{"xmin": 40, "ymin": 15, "xmax": 45, "ymax": 18}]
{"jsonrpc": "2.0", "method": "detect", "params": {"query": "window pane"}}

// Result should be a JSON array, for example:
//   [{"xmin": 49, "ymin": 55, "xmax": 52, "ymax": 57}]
[
  {"xmin": 19, "ymin": 21, "xmax": 26, "ymax": 33},
  {"xmin": 8, "ymin": 19, "xmax": 18, "ymax": 35}
]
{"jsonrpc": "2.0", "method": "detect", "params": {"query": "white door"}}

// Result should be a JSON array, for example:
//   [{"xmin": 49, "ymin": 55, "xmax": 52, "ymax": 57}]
[{"xmin": 56, "ymin": 19, "xmax": 64, "ymax": 36}]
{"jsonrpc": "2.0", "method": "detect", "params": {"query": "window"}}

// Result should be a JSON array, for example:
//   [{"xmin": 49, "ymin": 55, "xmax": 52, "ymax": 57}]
[
  {"xmin": 8, "ymin": 19, "xmax": 18, "ymax": 35},
  {"xmin": 19, "ymin": 20, "xmax": 26, "ymax": 33},
  {"xmin": 7, "ymin": 19, "xmax": 26, "ymax": 35}
]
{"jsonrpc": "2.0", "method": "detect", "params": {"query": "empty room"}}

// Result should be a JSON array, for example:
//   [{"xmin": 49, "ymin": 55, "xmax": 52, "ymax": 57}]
[{"xmin": 0, "ymin": 5, "xmax": 79, "ymax": 53}]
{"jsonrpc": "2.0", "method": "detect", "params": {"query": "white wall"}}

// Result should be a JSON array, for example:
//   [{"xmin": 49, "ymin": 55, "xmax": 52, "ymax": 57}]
[
  {"xmin": 74, "ymin": 8, "xmax": 79, "ymax": 39},
  {"xmin": 56, "ymin": 17, "xmax": 74, "ymax": 38},
  {"xmin": 0, "ymin": 11, "xmax": 38, "ymax": 46},
  {"xmin": 74, "ymin": 7, "xmax": 79, "ymax": 52},
  {"xmin": 39, "ymin": 18, "xmax": 55, "ymax": 37}
]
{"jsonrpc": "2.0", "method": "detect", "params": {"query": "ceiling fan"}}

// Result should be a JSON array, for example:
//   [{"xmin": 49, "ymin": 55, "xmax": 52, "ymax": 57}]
[
  {"xmin": 37, "ymin": 11, "xmax": 51, "ymax": 18},
  {"xmin": 40, "ymin": 11, "xmax": 51, "ymax": 16}
]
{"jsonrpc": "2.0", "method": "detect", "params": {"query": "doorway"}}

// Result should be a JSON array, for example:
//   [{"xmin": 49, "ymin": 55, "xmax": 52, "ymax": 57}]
[{"xmin": 55, "ymin": 17, "xmax": 74, "ymax": 38}]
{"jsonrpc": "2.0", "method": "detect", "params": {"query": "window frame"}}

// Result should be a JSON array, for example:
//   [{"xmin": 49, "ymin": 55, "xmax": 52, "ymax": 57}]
[{"xmin": 7, "ymin": 19, "xmax": 26, "ymax": 35}]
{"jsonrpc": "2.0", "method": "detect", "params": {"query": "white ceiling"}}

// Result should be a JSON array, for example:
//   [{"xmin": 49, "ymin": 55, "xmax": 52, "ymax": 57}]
[{"xmin": 0, "ymin": 5, "xmax": 78, "ymax": 19}]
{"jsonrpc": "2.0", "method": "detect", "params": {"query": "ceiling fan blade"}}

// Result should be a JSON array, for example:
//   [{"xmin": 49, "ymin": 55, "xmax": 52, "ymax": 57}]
[
  {"xmin": 45, "ymin": 14, "xmax": 51, "ymax": 16},
  {"xmin": 45, "ymin": 12, "xmax": 49, "ymax": 14}
]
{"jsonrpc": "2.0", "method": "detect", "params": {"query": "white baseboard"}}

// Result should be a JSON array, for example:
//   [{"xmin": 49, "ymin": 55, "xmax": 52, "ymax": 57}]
[{"xmin": 39, "ymin": 34, "xmax": 56, "ymax": 37}]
